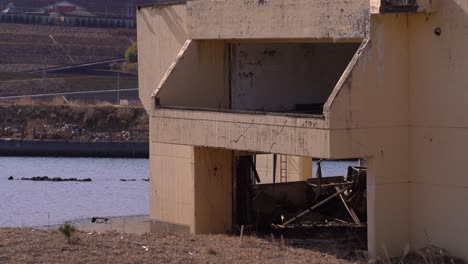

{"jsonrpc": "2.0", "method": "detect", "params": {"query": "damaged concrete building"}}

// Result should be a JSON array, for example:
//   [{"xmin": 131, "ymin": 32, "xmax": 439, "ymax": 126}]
[{"xmin": 137, "ymin": 0, "xmax": 468, "ymax": 260}]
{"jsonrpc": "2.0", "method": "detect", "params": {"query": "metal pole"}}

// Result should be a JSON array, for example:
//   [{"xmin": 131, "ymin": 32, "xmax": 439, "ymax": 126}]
[
  {"xmin": 272, "ymin": 154, "xmax": 277, "ymax": 184},
  {"xmin": 117, "ymin": 72, "xmax": 120, "ymax": 104},
  {"xmin": 42, "ymin": 70, "xmax": 47, "ymax": 92},
  {"xmin": 335, "ymin": 186, "xmax": 362, "ymax": 225}
]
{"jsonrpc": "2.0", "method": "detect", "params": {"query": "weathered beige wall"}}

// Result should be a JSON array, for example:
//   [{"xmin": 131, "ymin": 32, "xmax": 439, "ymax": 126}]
[
  {"xmin": 187, "ymin": 0, "xmax": 369, "ymax": 40},
  {"xmin": 150, "ymin": 141, "xmax": 195, "ymax": 233},
  {"xmin": 151, "ymin": 108, "xmax": 331, "ymax": 158},
  {"xmin": 408, "ymin": 0, "xmax": 468, "ymax": 259},
  {"xmin": 140, "ymin": 1, "xmax": 468, "ymax": 261},
  {"xmin": 193, "ymin": 147, "xmax": 233, "ymax": 234},
  {"xmin": 256, "ymin": 155, "xmax": 311, "ymax": 183},
  {"xmin": 231, "ymin": 43, "xmax": 359, "ymax": 112},
  {"xmin": 156, "ymin": 40, "xmax": 229, "ymax": 109},
  {"xmin": 137, "ymin": 4, "xmax": 188, "ymax": 111},
  {"xmin": 326, "ymin": 14, "xmax": 411, "ymax": 258}
]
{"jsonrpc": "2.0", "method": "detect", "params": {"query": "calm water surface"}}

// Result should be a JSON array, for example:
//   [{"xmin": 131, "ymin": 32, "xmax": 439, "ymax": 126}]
[
  {"xmin": 0, "ymin": 157, "xmax": 356, "ymax": 228},
  {"xmin": 0, "ymin": 157, "xmax": 149, "ymax": 227}
]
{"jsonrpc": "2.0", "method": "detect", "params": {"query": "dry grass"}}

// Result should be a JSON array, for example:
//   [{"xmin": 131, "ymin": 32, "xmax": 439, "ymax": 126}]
[
  {"xmin": 0, "ymin": 100, "xmax": 148, "ymax": 141},
  {"xmin": 0, "ymin": 228, "xmax": 359, "ymax": 264}
]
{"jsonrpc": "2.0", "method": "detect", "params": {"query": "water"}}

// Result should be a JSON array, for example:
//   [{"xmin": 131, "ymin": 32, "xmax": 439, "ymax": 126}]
[
  {"xmin": 312, "ymin": 160, "xmax": 358, "ymax": 177},
  {"xmin": 0, "ymin": 157, "xmax": 356, "ymax": 228},
  {"xmin": 0, "ymin": 157, "xmax": 149, "ymax": 227}
]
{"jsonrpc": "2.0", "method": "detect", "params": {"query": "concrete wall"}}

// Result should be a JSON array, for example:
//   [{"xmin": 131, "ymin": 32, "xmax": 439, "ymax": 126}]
[
  {"xmin": 150, "ymin": 142, "xmax": 194, "ymax": 233},
  {"xmin": 137, "ymin": 4, "xmax": 188, "ymax": 111},
  {"xmin": 149, "ymin": 143, "xmax": 233, "ymax": 234},
  {"xmin": 326, "ymin": 14, "xmax": 411, "ymax": 257},
  {"xmin": 325, "ymin": 1, "xmax": 468, "ymax": 260},
  {"xmin": 231, "ymin": 43, "xmax": 360, "ymax": 112},
  {"xmin": 255, "ymin": 155, "xmax": 311, "ymax": 183},
  {"xmin": 408, "ymin": 1, "xmax": 468, "ymax": 259},
  {"xmin": 156, "ymin": 40, "xmax": 229, "ymax": 109},
  {"xmin": 151, "ymin": 108, "xmax": 331, "ymax": 158},
  {"xmin": 140, "ymin": 0, "xmax": 468, "ymax": 261},
  {"xmin": 187, "ymin": 0, "xmax": 369, "ymax": 40}
]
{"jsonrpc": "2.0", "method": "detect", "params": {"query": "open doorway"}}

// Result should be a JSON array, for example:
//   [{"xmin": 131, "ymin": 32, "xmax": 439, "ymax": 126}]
[{"xmin": 233, "ymin": 154, "xmax": 368, "ymax": 257}]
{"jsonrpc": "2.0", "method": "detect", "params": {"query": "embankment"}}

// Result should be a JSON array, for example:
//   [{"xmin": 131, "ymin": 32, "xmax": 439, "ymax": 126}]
[
  {"xmin": 0, "ymin": 140, "xmax": 148, "ymax": 158},
  {"xmin": 0, "ymin": 101, "xmax": 149, "ymax": 157}
]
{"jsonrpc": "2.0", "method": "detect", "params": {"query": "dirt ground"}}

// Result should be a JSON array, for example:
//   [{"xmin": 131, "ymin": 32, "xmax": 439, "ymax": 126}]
[{"xmin": 0, "ymin": 228, "xmax": 363, "ymax": 264}]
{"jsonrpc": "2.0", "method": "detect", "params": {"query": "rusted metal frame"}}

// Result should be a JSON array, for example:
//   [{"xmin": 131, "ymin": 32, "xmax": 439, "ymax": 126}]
[
  {"xmin": 272, "ymin": 154, "xmax": 277, "ymax": 184},
  {"xmin": 335, "ymin": 186, "xmax": 362, "ymax": 225}
]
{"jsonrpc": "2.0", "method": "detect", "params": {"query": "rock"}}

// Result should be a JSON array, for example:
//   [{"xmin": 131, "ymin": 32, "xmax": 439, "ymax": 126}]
[
  {"xmin": 18, "ymin": 177, "xmax": 92, "ymax": 182},
  {"xmin": 30, "ymin": 176, "xmax": 49, "ymax": 181},
  {"xmin": 7, "ymin": 176, "xmax": 14, "ymax": 180}
]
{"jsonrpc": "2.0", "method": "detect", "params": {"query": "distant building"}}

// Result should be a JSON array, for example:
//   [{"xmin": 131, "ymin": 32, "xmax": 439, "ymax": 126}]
[
  {"xmin": 37, "ymin": 1, "xmax": 95, "ymax": 17},
  {"xmin": 1, "ymin": 2, "xmax": 23, "ymax": 14}
]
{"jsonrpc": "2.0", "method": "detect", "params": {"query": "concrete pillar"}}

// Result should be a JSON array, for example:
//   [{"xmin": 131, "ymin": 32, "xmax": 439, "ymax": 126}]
[
  {"xmin": 366, "ymin": 156, "xmax": 410, "ymax": 259},
  {"xmin": 149, "ymin": 143, "xmax": 195, "ymax": 233},
  {"xmin": 149, "ymin": 144, "xmax": 232, "ymax": 234},
  {"xmin": 193, "ymin": 147, "xmax": 233, "ymax": 234}
]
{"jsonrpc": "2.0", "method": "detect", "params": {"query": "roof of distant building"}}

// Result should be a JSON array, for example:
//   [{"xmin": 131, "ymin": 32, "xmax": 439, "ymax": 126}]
[
  {"xmin": 2, "ymin": 2, "xmax": 22, "ymax": 14},
  {"xmin": 37, "ymin": 1, "xmax": 93, "ymax": 16}
]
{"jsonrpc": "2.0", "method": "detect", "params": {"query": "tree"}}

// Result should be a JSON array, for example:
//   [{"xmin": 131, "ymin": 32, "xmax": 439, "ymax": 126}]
[{"xmin": 125, "ymin": 42, "xmax": 138, "ymax": 63}]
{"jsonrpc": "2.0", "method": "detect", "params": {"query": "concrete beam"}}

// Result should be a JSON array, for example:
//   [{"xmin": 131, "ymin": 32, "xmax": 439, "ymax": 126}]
[
  {"xmin": 187, "ymin": 0, "xmax": 370, "ymax": 40},
  {"xmin": 151, "ymin": 108, "xmax": 331, "ymax": 158}
]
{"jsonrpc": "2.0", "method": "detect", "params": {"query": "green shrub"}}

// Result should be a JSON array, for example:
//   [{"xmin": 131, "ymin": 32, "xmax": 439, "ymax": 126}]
[
  {"xmin": 125, "ymin": 42, "xmax": 138, "ymax": 63},
  {"xmin": 58, "ymin": 224, "xmax": 76, "ymax": 244}
]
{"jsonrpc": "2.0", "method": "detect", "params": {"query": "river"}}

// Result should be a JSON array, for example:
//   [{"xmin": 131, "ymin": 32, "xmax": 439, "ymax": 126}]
[
  {"xmin": 0, "ymin": 157, "xmax": 149, "ymax": 227},
  {"xmin": 0, "ymin": 157, "xmax": 356, "ymax": 228}
]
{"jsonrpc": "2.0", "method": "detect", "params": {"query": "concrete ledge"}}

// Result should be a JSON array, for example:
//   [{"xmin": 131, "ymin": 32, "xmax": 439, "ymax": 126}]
[{"xmin": 151, "ymin": 108, "xmax": 331, "ymax": 157}]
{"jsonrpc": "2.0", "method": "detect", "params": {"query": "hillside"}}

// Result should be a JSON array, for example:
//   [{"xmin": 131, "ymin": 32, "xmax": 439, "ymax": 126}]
[{"xmin": 0, "ymin": 23, "xmax": 135, "ymax": 72}]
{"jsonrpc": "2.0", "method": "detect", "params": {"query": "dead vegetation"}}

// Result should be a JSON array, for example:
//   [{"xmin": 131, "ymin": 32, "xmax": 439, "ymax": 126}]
[
  {"xmin": 0, "ymin": 228, "xmax": 462, "ymax": 264},
  {"xmin": 0, "ymin": 99, "xmax": 148, "ymax": 142},
  {"xmin": 0, "ymin": 228, "xmax": 360, "ymax": 264}
]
